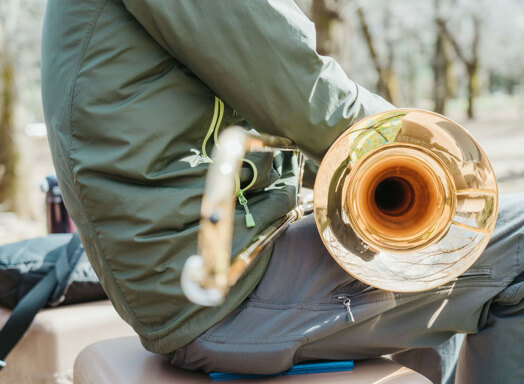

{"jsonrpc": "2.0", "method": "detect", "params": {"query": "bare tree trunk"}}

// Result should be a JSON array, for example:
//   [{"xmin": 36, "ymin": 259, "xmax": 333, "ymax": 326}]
[
  {"xmin": 433, "ymin": 33, "xmax": 448, "ymax": 114},
  {"xmin": 0, "ymin": 52, "xmax": 18, "ymax": 210},
  {"xmin": 310, "ymin": 0, "xmax": 343, "ymax": 56},
  {"xmin": 432, "ymin": 1, "xmax": 451, "ymax": 114},
  {"xmin": 382, "ymin": 3, "xmax": 401, "ymax": 106},
  {"xmin": 466, "ymin": 19, "xmax": 480, "ymax": 119},
  {"xmin": 405, "ymin": 53, "xmax": 417, "ymax": 105},
  {"xmin": 356, "ymin": 6, "xmax": 398, "ymax": 105},
  {"xmin": 466, "ymin": 63, "xmax": 478, "ymax": 119},
  {"xmin": 438, "ymin": 17, "xmax": 481, "ymax": 119}
]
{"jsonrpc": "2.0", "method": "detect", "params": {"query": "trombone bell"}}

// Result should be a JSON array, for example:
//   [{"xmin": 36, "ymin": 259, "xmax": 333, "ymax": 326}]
[{"xmin": 314, "ymin": 109, "xmax": 498, "ymax": 292}]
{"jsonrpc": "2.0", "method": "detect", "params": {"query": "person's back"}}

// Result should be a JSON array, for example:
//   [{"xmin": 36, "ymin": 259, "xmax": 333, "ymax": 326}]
[{"xmin": 41, "ymin": 0, "xmax": 305, "ymax": 353}]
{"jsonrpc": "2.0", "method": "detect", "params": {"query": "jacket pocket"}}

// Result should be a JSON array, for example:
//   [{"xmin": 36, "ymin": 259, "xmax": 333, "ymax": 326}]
[{"xmin": 331, "ymin": 285, "xmax": 379, "ymax": 323}]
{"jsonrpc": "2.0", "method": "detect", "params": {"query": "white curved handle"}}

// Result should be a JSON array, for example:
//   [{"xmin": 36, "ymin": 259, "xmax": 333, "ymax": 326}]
[{"xmin": 181, "ymin": 255, "xmax": 225, "ymax": 307}]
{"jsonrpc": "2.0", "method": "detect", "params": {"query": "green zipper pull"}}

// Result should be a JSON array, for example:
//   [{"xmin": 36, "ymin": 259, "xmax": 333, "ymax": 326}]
[{"xmin": 237, "ymin": 190, "xmax": 255, "ymax": 228}]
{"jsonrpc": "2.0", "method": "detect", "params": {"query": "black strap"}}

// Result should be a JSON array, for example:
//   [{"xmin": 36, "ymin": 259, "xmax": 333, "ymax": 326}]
[{"xmin": 0, "ymin": 233, "xmax": 81, "ymax": 370}]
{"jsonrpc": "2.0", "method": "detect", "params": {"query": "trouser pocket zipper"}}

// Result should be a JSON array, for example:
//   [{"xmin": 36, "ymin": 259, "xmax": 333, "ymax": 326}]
[{"xmin": 336, "ymin": 295, "xmax": 355, "ymax": 323}]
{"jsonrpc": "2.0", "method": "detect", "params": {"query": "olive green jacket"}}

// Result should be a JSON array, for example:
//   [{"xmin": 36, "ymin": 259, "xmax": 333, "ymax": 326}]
[{"xmin": 41, "ymin": 0, "xmax": 392, "ymax": 354}]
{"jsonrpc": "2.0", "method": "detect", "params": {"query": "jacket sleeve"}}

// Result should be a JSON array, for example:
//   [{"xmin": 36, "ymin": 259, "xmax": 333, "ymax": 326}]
[{"xmin": 121, "ymin": 0, "xmax": 394, "ymax": 164}]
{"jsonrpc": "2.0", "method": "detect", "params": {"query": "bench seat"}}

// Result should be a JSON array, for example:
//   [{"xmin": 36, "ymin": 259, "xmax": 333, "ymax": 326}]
[{"xmin": 74, "ymin": 336, "xmax": 431, "ymax": 383}]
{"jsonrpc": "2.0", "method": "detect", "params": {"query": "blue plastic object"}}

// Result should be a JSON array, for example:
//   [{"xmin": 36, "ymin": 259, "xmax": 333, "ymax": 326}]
[{"xmin": 209, "ymin": 360, "xmax": 354, "ymax": 381}]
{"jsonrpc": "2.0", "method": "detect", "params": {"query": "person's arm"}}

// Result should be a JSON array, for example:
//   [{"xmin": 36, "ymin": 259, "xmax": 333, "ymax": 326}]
[{"xmin": 122, "ymin": 0, "xmax": 394, "ymax": 164}]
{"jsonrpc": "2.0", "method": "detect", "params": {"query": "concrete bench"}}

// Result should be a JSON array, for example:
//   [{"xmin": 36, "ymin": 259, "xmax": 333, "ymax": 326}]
[
  {"xmin": 74, "ymin": 336, "xmax": 431, "ymax": 384},
  {"xmin": 0, "ymin": 301, "xmax": 134, "ymax": 384}
]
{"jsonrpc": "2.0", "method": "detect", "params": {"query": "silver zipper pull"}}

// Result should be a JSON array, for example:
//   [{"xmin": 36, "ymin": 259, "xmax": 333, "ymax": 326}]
[{"xmin": 337, "ymin": 295, "xmax": 355, "ymax": 323}]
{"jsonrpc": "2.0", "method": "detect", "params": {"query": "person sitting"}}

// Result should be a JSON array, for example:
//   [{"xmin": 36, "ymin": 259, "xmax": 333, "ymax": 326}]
[{"xmin": 41, "ymin": 2, "xmax": 523, "ymax": 383}]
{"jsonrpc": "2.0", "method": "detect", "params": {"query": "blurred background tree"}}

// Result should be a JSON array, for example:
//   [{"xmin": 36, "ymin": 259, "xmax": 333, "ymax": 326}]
[
  {"xmin": 0, "ymin": 0, "xmax": 20, "ymax": 211},
  {"xmin": 300, "ymin": 0, "xmax": 524, "ymax": 115},
  {"xmin": 0, "ymin": 0, "xmax": 48, "ymax": 242},
  {"xmin": 0, "ymin": 0, "xmax": 46, "ymax": 214},
  {"xmin": 1, "ymin": 0, "xmax": 523, "ymax": 241}
]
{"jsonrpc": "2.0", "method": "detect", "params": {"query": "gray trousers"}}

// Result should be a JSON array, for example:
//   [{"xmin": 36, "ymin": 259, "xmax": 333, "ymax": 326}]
[{"xmin": 168, "ymin": 194, "xmax": 524, "ymax": 384}]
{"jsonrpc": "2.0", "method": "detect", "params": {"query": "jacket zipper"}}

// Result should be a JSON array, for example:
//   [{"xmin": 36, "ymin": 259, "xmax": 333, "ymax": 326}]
[
  {"xmin": 204, "ymin": 96, "xmax": 257, "ymax": 229},
  {"xmin": 336, "ymin": 295, "xmax": 355, "ymax": 323},
  {"xmin": 237, "ymin": 190, "xmax": 255, "ymax": 228}
]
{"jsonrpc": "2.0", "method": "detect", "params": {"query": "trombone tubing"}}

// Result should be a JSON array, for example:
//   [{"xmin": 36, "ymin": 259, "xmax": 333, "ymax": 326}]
[{"xmin": 197, "ymin": 127, "xmax": 297, "ymax": 297}]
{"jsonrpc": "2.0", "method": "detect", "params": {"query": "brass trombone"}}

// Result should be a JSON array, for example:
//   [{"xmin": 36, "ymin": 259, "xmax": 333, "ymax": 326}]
[{"xmin": 181, "ymin": 109, "xmax": 498, "ymax": 306}]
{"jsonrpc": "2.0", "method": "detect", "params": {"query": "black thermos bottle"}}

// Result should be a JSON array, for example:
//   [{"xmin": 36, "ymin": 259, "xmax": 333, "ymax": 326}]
[{"xmin": 41, "ymin": 175, "xmax": 76, "ymax": 234}]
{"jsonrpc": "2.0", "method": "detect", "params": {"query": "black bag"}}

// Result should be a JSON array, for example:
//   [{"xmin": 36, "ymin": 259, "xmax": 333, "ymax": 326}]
[{"xmin": 0, "ymin": 233, "xmax": 106, "ymax": 369}]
